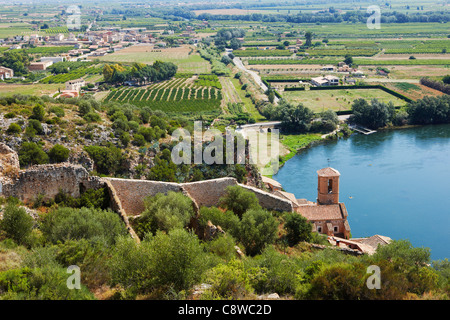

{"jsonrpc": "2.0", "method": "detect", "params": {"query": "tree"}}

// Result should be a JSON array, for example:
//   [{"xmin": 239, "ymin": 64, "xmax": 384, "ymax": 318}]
[
  {"xmin": 283, "ymin": 212, "xmax": 312, "ymax": 246},
  {"xmin": 351, "ymin": 98, "xmax": 395, "ymax": 129},
  {"xmin": 442, "ymin": 75, "xmax": 450, "ymax": 85},
  {"xmin": 229, "ymin": 38, "xmax": 242, "ymax": 50},
  {"xmin": 239, "ymin": 208, "xmax": 278, "ymax": 256},
  {"xmin": 219, "ymin": 185, "xmax": 261, "ymax": 218},
  {"xmin": 0, "ymin": 203, "xmax": 34, "ymax": 246},
  {"xmin": 27, "ymin": 119, "xmax": 44, "ymax": 135},
  {"xmin": 198, "ymin": 206, "xmax": 240, "ymax": 238},
  {"xmin": 48, "ymin": 144, "xmax": 70, "ymax": 163},
  {"xmin": 304, "ymin": 31, "xmax": 313, "ymax": 47},
  {"xmin": 372, "ymin": 239, "xmax": 431, "ymax": 266},
  {"xmin": 280, "ymin": 101, "xmax": 314, "ymax": 133},
  {"xmin": 18, "ymin": 142, "xmax": 49, "ymax": 167},
  {"xmin": 0, "ymin": 51, "xmax": 30, "ymax": 75},
  {"xmin": 221, "ymin": 55, "xmax": 232, "ymax": 65},
  {"xmin": 344, "ymin": 54, "xmax": 353, "ymax": 66}
]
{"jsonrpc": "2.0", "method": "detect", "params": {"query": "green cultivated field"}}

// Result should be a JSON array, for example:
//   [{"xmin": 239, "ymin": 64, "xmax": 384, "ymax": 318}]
[
  {"xmin": 282, "ymin": 88, "xmax": 407, "ymax": 112},
  {"xmin": 103, "ymin": 77, "xmax": 222, "ymax": 114}
]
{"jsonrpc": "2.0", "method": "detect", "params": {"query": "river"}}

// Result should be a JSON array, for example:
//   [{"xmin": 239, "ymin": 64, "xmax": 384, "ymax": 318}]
[{"xmin": 272, "ymin": 124, "xmax": 450, "ymax": 261}]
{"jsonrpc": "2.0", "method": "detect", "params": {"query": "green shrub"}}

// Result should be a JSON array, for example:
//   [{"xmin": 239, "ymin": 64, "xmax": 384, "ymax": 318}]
[
  {"xmin": 49, "ymin": 106, "xmax": 65, "ymax": 117},
  {"xmin": 48, "ymin": 144, "xmax": 70, "ymax": 163},
  {"xmin": 29, "ymin": 104, "xmax": 45, "ymax": 121},
  {"xmin": 283, "ymin": 212, "xmax": 312, "ymax": 246},
  {"xmin": 198, "ymin": 206, "xmax": 240, "ymax": 238},
  {"xmin": 135, "ymin": 191, "xmax": 195, "ymax": 238},
  {"xmin": 110, "ymin": 229, "xmax": 209, "ymax": 295},
  {"xmin": 83, "ymin": 111, "xmax": 102, "ymax": 123},
  {"xmin": 239, "ymin": 208, "xmax": 278, "ymax": 256},
  {"xmin": 6, "ymin": 123, "xmax": 22, "ymax": 135},
  {"xmin": 84, "ymin": 145, "xmax": 125, "ymax": 176},
  {"xmin": 40, "ymin": 206, "xmax": 128, "ymax": 245},
  {"xmin": 27, "ymin": 119, "xmax": 44, "ymax": 135},
  {"xmin": 202, "ymin": 259, "xmax": 255, "ymax": 299},
  {"xmin": 219, "ymin": 185, "xmax": 261, "ymax": 218},
  {"xmin": 248, "ymin": 246, "xmax": 303, "ymax": 295},
  {"xmin": 206, "ymin": 234, "xmax": 238, "ymax": 262},
  {"xmin": 18, "ymin": 142, "xmax": 49, "ymax": 167},
  {"xmin": 0, "ymin": 203, "xmax": 34, "ymax": 246},
  {"xmin": 54, "ymin": 188, "xmax": 110, "ymax": 210},
  {"xmin": 0, "ymin": 266, "xmax": 95, "ymax": 300}
]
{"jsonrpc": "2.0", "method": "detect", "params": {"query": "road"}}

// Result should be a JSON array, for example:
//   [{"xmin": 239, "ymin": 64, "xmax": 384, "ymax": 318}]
[{"xmin": 233, "ymin": 57, "xmax": 279, "ymax": 105}]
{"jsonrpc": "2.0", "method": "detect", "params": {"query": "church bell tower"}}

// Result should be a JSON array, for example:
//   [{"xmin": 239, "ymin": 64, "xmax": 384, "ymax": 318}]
[{"xmin": 317, "ymin": 167, "xmax": 340, "ymax": 205}]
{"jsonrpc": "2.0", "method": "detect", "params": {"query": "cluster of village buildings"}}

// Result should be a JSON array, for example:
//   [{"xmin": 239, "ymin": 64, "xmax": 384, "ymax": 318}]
[{"xmin": 0, "ymin": 23, "xmax": 204, "ymax": 73}]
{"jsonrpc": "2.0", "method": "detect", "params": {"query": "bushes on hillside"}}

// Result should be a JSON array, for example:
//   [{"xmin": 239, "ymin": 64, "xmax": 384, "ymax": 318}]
[
  {"xmin": 219, "ymin": 185, "xmax": 261, "ymax": 218},
  {"xmin": 109, "ymin": 229, "xmax": 210, "ymax": 297},
  {"xmin": 133, "ymin": 191, "xmax": 195, "ymax": 238},
  {"xmin": 0, "ymin": 203, "xmax": 34, "ymax": 246},
  {"xmin": 40, "ymin": 207, "xmax": 128, "ymax": 245}
]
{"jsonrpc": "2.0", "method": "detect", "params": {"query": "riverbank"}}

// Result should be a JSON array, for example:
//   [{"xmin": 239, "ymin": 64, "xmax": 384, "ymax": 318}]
[{"xmin": 272, "ymin": 123, "xmax": 450, "ymax": 260}]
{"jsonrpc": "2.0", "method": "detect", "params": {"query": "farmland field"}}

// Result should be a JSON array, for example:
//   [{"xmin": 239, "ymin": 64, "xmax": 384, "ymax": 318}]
[
  {"xmin": 96, "ymin": 44, "xmax": 211, "ymax": 74},
  {"xmin": 282, "ymin": 88, "xmax": 407, "ymax": 112},
  {"xmin": 0, "ymin": 83, "xmax": 62, "ymax": 96},
  {"xmin": 102, "ymin": 76, "xmax": 222, "ymax": 114},
  {"xmin": 40, "ymin": 63, "xmax": 104, "ymax": 84}
]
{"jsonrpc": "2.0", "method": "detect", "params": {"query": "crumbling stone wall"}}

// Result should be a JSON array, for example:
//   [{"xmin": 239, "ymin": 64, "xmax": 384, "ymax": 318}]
[
  {"xmin": 180, "ymin": 178, "xmax": 237, "ymax": 208},
  {"xmin": 103, "ymin": 176, "xmax": 294, "ymax": 217},
  {"xmin": 2, "ymin": 160, "xmax": 294, "ymax": 220},
  {"xmin": 102, "ymin": 178, "xmax": 183, "ymax": 216},
  {"xmin": 2, "ymin": 163, "xmax": 100, "ymax": 203},
  {"xmin": 238, "ymin": 184, "xmax": 293, "ymax": 212}
]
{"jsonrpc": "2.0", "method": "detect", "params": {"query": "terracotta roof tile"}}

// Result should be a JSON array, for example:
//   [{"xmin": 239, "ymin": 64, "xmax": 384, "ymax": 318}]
[
  {"xmin": 317, "ymin": 167, "xmax": 340, "ymax": 177},
  {"xmin": 296, "ymin": 204, "xmax": 344, "ymax": 220}
]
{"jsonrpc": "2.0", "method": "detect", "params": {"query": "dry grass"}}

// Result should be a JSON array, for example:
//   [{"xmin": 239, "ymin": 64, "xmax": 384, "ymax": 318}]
[{"xmin": 97, "ymin": 44, "xmax": 211, "ymax": 74}]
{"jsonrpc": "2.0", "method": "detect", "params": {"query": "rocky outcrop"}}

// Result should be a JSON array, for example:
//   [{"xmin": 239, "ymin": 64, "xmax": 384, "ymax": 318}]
[
  {"xmin": 68, "ymin": 150, "xmax": 95, "ymax": 172},
  {"xmin": 0, "ymin": 143, "xmax": 20, "ymax": 186}
]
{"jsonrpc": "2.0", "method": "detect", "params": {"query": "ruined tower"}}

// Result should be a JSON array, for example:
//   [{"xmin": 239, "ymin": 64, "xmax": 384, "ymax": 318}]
[{"xmin": 317, "ymin": 167, "xmax": 340, "ymax": 205}]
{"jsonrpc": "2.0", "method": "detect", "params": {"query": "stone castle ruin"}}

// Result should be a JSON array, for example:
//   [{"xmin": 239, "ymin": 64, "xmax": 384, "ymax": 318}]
[
  {"xmin": 0, "ymin": 143, "xmax": 293, "ymax": 242},
  {"xmin": 0, "ymin": 142, "xmax": 389, "ymax": 255}
]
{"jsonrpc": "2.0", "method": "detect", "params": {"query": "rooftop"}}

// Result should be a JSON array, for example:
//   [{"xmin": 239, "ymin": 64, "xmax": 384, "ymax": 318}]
[
  {"xmin": 296, "ymin": 203, "xmax": 346, "ymax": 221},
  {"xmin": 317, "ymin": 167, "xmax": 340, "ymax": 177}
]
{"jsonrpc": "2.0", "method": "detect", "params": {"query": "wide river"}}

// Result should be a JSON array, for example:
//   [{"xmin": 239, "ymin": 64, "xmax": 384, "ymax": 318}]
[{"xmin": 273, "ymin": 124, "xmax": 450, "ymax": 261}]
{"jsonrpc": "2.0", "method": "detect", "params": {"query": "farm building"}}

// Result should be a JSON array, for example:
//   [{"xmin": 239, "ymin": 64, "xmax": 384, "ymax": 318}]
[
  {"xmin": 321, "ymin": 65, "xmax": 335, "ymax": 72},
  {"xmin": 28, "ymin": 61, "xmax": 53, "ymax": 71},
  {"xmin": 311, "ymin": 75, "xmax": 339, "ymax": 87},
  {"xmin": 40, "ymin": 57, "xmax": 64, "ymax": 64},
  {"xmin": 0, "ymin": 66, "xmax": 14, "ymax": 80},
  {"xmin": 65, "ymin": 78, "xmax": 85, "ymax": 92}
]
